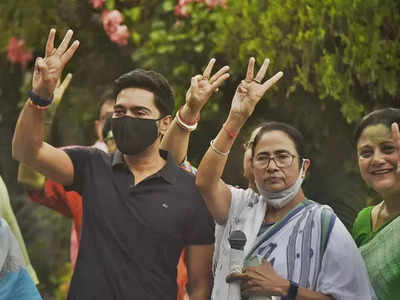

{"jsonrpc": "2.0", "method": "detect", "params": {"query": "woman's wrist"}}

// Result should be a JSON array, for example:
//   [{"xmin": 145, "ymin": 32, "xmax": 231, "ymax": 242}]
[
  {"xmin": 225, "ymin": 113, "xmax": 247, "ymax": 132},
  {"xmin": 32, "ymin": 87, "xmax": 53, "ymax": 100},
  {"xmin": 279, "ymin": 279, "xmax": 291, "ymax": 297}
]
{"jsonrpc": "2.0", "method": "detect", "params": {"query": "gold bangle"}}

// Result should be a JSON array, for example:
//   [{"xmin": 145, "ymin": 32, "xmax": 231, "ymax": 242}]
[{"xmin": 210, "ymin": 139, "xmax": 230, "ymax": 156}]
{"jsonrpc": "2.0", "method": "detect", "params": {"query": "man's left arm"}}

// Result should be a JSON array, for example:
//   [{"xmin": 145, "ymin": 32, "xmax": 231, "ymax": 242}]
[{"xmin": 186, "ymin": 244, "xmax": 214, "ymax": 300}]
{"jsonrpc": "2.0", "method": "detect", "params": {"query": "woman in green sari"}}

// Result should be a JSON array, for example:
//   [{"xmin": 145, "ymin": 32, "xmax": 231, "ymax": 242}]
[{"xmin": 353, "ymin": 108, "xmax": 400, "ymax": 300}]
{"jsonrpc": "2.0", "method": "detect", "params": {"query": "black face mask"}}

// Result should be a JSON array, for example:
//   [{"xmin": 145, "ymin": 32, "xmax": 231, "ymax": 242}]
[{"xmin": 111, "ymin": 116, "xmax": 160, "ymax": 155}]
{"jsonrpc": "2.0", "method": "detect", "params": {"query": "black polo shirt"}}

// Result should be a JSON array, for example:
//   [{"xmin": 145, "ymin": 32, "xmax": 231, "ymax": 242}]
[{"xmin": 63, "ymin": 147, "xmax": 215, "ymax": 300}]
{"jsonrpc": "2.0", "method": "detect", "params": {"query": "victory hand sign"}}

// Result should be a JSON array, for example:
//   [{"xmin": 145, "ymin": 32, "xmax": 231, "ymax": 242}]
[
  {"xmin": 229, "ymin": 57, "xmax": 283, "ymax": 125},
  {"xmin": 32, "ymin": 29, "xmax": 79, "ymax": 99}
]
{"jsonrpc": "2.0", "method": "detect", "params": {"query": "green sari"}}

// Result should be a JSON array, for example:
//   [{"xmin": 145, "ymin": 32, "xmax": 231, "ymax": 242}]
[{"xmin": 353, "ymin": 206, "xmax": 400, "ymax": 300}]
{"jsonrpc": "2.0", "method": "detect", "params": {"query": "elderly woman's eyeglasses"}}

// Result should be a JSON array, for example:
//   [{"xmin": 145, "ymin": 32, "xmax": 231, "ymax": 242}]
[{"xmin": 253, "ymin": 152, "xmax": 296, "ymax": 169}]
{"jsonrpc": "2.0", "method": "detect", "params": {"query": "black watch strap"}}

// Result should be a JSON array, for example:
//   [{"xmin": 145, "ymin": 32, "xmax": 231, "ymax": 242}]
[{"xmin": 283, "ymin": 280, "xmax": 298, "ymax": 300}]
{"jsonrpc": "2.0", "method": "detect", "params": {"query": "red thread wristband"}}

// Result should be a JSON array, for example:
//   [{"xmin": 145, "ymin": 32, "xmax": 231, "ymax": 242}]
[
  {"xmin": 178, "ymin": 106, "xmax": 200, "ymax": 126},
  {"xmin": 222, "ymin": 123, "xmax": 237, "ymax": 138}
]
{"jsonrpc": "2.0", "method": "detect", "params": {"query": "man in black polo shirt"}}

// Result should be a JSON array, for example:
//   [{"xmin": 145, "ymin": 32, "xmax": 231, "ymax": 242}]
[{"xmin": 12, "ymin": 29, "xmax": 229, "ymax": 300}]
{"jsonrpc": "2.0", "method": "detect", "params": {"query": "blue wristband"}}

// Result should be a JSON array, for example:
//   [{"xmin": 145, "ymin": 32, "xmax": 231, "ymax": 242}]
[{"xmin": 28, "ymin": 90, "xmax": 54, "ymax": 107}]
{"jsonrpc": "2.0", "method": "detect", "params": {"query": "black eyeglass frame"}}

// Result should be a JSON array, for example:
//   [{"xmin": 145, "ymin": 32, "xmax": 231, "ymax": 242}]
[{"xmin": 252, "ymin": 152, "xmax": 297, "ymax": 169}]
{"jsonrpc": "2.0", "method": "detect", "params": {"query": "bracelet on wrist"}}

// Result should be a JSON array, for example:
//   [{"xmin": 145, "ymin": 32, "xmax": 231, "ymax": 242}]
[
  {"xmin": 176, "ymin": 107, "xmax": 198, "ymax": 132},
  {"xmin": 210, "ymin": 139, "xmax": 230, "ymax": 156},
  {"xmin": 178, "ymin": 106, "xmax": 200, "ymax": 125},
  {"xmin": 28, "ymin": 100, "xmax": 50, "ymax": 110},
  {"xmin": 28, "ymin": 90, "xmax": 54, "ymax": 107}
]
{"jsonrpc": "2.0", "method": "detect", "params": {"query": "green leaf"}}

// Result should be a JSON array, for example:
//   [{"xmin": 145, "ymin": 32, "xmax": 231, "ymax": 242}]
[
  {"xmin": 124, "ymin": 7, "xmax": 141, "ymax": 22},
  {"xmin": 105, "ymin": 0, "xmax": 115, "ymax": 10}
]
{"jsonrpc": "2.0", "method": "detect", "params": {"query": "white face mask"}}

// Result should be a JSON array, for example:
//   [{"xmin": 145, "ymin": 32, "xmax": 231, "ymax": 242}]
[{"xmin": 256, "ymin": 160, "xmax": 305, "ymax": 209}]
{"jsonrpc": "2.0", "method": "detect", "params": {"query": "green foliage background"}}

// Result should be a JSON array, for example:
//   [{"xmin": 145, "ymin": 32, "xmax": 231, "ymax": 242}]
[{"xmin": 0, "ymin": 0, "xmax": 399, "ymax": 298}]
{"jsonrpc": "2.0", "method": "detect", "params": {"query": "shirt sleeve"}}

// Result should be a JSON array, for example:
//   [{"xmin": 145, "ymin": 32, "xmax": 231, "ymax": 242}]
[
  {"xmin": 316, "ymin": 218, "xmax": 377, "ymax": 300},
  {"xmin": 184, "ymin": 192, "xmax": 215, "ymax": 246},
  {"xmin": 63, "ymin": 146, "xmax": 94, "ymax": 194}
]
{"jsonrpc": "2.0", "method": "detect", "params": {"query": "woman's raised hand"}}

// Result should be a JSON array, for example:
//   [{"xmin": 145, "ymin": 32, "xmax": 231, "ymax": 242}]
[{"xmin": 229, "ymin": 57, "xmax": 283, "ymax": 123}]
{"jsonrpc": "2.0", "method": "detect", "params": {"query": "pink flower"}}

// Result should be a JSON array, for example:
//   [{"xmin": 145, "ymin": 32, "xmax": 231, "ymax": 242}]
[
  {"xmin": 174, "ymin": 4, "xmax": 190, "ymax": 17},
  {"xmin": 89, "ymin": 0, "xmax": 105, "ymax": 9},
  {"xmin": 109, "ymin": 25, "xmax": 130, "ymax": 46},
  {"xmin": 204, "ymin": 0, "xmax": 227, "ymax": 8},
  {"xmin": 101, "ymin": 9, "xmax": 123, "ymax": 35},
  {"xmin": 173, "ymin": 20, "xmax": 183, "ymax": 30},
  {"xmin": 7, "ymin": 37, "xmax": 32, "ymax": 68},
  {"xmin": 174, "ymin": 0, "xmax": 226, "ymax": 17},
  {"xmin": 101, "ymin": 9, "xmax": 130, "ymax": 46}
]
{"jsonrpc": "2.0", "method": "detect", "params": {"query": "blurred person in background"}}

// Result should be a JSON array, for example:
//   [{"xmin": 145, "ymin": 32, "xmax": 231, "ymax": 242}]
[{"xmin": 0, "ymin": 174, "xmax": 42, "ymax": 300}]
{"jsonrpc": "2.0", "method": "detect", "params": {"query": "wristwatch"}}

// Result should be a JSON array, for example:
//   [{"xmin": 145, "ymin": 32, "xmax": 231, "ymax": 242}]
[
  {"xmin": 283, "ymin": 280, "xmax": 298, "ymax": 299},
  {"xmin": 288, "ymin": 280, "xmax": 299, "ymax": 299}
]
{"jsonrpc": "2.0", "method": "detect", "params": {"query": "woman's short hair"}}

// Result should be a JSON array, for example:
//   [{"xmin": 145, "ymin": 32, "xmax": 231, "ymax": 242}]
[
  {"xmin": 354, "ymin": 108, "xmax": 400, "ymax": 144},
  {"xmin": 251, "ymin": 121, "xmax": 306, "ymax": 161}
]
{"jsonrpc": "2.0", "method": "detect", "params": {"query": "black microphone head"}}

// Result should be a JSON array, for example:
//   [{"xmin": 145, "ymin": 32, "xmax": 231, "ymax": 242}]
[{"xmin": 228, "ymin": 230, "xmax": 247, "ymax": 250}]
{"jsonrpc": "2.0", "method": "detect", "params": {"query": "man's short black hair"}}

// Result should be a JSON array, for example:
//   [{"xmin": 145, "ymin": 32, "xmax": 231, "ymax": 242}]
[
  {"xmin": 354, "ymin": 108, "xmax": 400, "ymax": 144},
  {"xmin": 113, "ymin": 69, "xmax": 175, "ymax": 117}
]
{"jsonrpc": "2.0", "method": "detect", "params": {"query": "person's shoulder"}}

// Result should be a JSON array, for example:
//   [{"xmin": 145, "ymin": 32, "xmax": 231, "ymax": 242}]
[
  {"xmin": 63, "ymin": 145, "xmax": 107, "ymax": 156},
  {"xmin": 353, "ymin": 206, "xmax": 374, "ymax": 232},
  {"xmin": 176, "ymin": 166, "xmax": 197, "ymax": 183},
  {"xmin": 229, "ymin": 186, "xmax": 259, "ymax": 200},
  {"xmin": 305, "ymin": 200, "xmax": 339, "ymax": 235},
  {"xmin": 355, "ymin": 206, "xmax": 374, "ymax": 222},
  {"xmin": 306, "ymin": 200, "xmax": 336, "ymax": 215},
  {"xmin": 352, "ymin": 206, "xmax": 374, "ymax": 245}
]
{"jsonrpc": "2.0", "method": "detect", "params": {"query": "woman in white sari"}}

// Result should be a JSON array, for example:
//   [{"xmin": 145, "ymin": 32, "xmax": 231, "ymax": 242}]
[{"xmin": 196, "ymin": 57, "xmax": 376, "ymax": 300}]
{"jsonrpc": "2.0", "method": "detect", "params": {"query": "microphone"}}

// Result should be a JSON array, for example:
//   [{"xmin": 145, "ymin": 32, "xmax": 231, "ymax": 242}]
[{"xmin": 228, "ymin": 230, "xmax": 247, "ymax": 299}]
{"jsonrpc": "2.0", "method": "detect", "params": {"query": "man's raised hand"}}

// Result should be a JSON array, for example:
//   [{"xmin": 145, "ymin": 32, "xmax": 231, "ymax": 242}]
[{"xmin": 32, "ymin": 29, "xmax": 79, "ymax": 99}]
